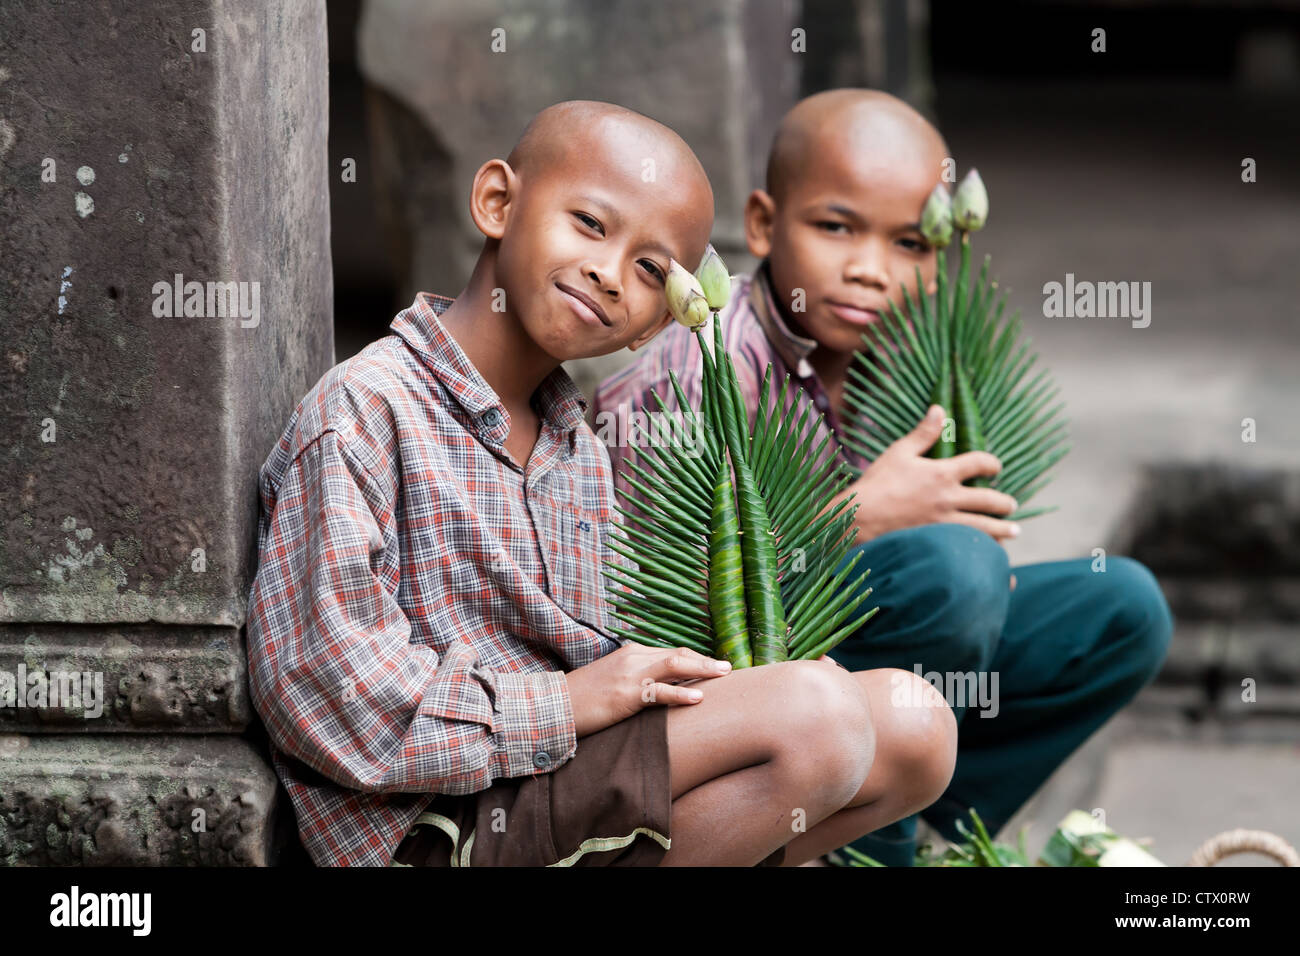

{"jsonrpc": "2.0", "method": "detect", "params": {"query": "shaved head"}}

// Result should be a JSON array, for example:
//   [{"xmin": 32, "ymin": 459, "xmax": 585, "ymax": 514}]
[
  {"xmin": 508, "ymin": 100, "xmax": 710, "ymax": 204},
  {"xmin": 765, "ymin": 89, "xmax": 950, "ymax": 204}
]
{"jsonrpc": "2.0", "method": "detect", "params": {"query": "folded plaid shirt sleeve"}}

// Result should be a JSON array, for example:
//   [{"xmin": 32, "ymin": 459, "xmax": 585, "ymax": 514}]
[{"xmin": 247, "ymin": 426, "xmax": 576, "ymax": 797}]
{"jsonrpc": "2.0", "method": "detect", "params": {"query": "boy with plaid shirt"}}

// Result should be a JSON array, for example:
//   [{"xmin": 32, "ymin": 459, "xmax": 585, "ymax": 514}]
[{"xmin": 247, "ymin": 100, "xmax": 957, "ymax": 867}]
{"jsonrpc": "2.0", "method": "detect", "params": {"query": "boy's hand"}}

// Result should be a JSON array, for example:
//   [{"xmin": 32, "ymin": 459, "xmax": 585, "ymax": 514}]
[
  {"xmin": 845, "ymin": 405, "xmax": 1020, "ymax": 543},
  {"xmin": 564, "ymin": 644, "xmax": 732, "ymax": 738}
]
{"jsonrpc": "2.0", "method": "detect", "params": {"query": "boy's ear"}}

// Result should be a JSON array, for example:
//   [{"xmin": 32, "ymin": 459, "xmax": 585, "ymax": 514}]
[
  {"xmin": 469, "ymin": 159, "xmax": 516, "ymax": 240},
  {"xmin": 743, "ymin": 188, "xmax": 776, "ymax": 259},
  {"xmin": 628, "ymin": 309, "xmax": 675, "ymax": 352}
]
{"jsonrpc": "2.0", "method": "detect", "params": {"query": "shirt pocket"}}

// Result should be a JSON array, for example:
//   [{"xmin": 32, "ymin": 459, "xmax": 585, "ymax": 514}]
[{"xmin": 553, "ymin": 502, "xmax": 610, "ymax": 634}]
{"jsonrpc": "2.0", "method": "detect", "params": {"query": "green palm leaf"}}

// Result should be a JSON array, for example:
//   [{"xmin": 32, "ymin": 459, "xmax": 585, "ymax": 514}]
[
  {"xmin": 604, "ymin": 309, "xmax": 878, "ymax": 667},
  {"xmin": 843, "ymin": 224, "xmax": 1069, "ymax": 521}
]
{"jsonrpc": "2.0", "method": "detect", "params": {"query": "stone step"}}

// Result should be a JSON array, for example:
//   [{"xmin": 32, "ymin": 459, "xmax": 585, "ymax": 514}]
[
  {"xmin": 1154, "ymin": 620, "xmax": 1300, "ymax": 686},
  {"xmin": 1091, "ymin": 739, "xmax": 1300, "ymax": 867}
]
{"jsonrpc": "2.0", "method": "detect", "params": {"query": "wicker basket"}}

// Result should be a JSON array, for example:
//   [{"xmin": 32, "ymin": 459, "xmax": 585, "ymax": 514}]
[{"xmin": 1188, "ymin": 829, "xmax": 1299, "ymax": 867}]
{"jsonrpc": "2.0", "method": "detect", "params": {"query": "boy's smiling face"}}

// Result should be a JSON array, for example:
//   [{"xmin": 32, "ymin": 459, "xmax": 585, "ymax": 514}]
[
  {"xmin": 745, "ymin": 91, "xmax": 950, "ymax": 356},
  {"xmin": 475, "ymin": 103, "xmax": 714, "ymax": 363}
]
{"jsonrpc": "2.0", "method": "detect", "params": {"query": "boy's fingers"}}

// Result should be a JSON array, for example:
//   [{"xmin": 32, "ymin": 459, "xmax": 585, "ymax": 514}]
[
  {"xmin": 817, "ymin": 653, "xmax": 847, "ymax": 670},
  {"xmin": 951, "ymin": 486, "xmax": 1018, "ymax": 517},
  {"xmin": 948, "ymin": 450, "xmax": 1002, "ymax": 482},
  {"xmin": 948, "ymin": 511, "xmax": 1021, "ymax": 542},
  {"xmin": 893, "ymin": 405, "xmax": 945, "ymax": 456},
  {"xmin": 643, "ymin": 682, "xmax": 706, "ymax": 706},
  {"xmin": 655, "ymin": 652, "xmax": 731, "ymax": 682}
]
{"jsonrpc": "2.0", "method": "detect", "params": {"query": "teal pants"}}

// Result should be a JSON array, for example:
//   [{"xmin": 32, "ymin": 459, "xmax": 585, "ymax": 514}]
[{"xmin": 827, "ymin": 523, "xmax": 1174, "ymax": 866}]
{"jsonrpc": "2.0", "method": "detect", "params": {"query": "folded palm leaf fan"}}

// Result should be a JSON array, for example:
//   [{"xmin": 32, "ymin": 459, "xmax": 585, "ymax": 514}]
[
  {"xmin": 842, "ymin": 170, "xmax": 1069, "ymax": 522},
  {"xmin": 602, "ymin": 248, "xmax": 878, "ymax": 667}
]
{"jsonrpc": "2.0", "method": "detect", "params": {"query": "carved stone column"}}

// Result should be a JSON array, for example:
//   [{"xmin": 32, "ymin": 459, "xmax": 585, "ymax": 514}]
[{"xmin": 0, "ymin": 0, "xmax": 333, "ymax": 865}]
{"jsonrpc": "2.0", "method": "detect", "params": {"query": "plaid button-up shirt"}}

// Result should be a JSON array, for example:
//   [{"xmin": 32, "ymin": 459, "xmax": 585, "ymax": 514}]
[
  {"xmin": 593, "ymin": 260, "xmax": 866, "ymax": 505},
  {"xmin": 246, "ymin": 291, "xmax": 624, "ymax": 867}
]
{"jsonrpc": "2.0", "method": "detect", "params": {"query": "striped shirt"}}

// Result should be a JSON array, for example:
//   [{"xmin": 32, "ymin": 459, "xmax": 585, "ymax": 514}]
[
  {"xmin": 246, "ymin": 291, "xmax": 624, "ymax": 867},
  {"xmin": 592, "ymin": 259, "xmax": 867, "ymax": 505}
]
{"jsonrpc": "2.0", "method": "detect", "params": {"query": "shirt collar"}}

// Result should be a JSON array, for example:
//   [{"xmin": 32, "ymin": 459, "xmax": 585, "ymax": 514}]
[
  {"xmin": 390, "ymin": 292, "xmax": 590, "ymax": 443},
  {"xmin": 747, "ymin": 259, "xmax": 820, "ymax": 380}
]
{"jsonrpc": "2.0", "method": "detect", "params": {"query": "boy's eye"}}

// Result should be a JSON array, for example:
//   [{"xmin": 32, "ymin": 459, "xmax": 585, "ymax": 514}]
[
  {"xmin": 815, "ymin": 220, "xmax": 849, "ymax": 234},
  {"xmin": 639, "ymin": 259, "xmax": 665, "ymax": 283},
  {"xmin": 574, "ymin": 212, "xmax": 605, "ymax": 235},
  {"xmin": 898, "ymin": 236, "xmax": 929, "ymax": 253}
]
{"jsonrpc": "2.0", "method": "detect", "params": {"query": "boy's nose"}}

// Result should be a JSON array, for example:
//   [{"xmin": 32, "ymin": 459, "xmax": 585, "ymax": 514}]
[
  {"xmin": 844, "ymin": 237, "xmax": 890, "ymax": 289},
  {"xmin": 584, "ymin": 264, "xmax": 621, "ymax": 300}
]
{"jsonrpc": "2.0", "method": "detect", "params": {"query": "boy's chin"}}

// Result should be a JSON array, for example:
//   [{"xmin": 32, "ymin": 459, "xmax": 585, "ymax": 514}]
[
  {"xmin": 810, "ymin": 314, "xmax": 877, "ymax": 354},
  {"xmin": 532, "ymin": 325, "xmax": 615, "ymax": 363}
]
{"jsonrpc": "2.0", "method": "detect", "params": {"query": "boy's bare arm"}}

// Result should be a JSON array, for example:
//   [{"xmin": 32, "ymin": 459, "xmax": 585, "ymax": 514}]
[{"xmin": 834, "ymin": 404, "xmax": 1020, "ymax": 544}]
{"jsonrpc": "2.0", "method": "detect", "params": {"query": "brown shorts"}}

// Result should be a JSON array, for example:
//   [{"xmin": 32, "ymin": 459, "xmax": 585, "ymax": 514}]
[{"xmin": 387, "ymin": 704, "xmax": 786, "ymax": 867}]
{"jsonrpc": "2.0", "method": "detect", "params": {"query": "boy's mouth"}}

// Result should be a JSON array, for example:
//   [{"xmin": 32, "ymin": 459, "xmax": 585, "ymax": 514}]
[
  {"xmin": 556, "ymin": 282, "xmax": 613, "ymax": 328},
  {"xmin": 825, "ymin": 299, "xmax": 881, "ymax": 326}
]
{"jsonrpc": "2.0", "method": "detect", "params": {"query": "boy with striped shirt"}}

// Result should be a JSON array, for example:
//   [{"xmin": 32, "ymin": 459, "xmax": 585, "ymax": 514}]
[{"xmin": 595, "ymin": 89, "xmax": 1171, "ymax": 866}]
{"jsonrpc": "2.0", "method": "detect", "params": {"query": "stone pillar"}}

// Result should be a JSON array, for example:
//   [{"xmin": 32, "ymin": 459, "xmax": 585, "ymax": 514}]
[
  {"xmin": 356, "ymin": 0, "xmax": 802, "ymax": 396},
  {"xmin": 0, "ymin": 0, "xmax": 333, "ymax": 864}
]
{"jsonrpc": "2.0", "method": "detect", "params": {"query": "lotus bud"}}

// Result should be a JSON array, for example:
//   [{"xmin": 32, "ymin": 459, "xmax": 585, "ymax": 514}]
[
  {"xmin": 952, "ymin": 168, "xmax": 988, "ymax": 232},
  {"xmin": 665, "ymin": 258, "xmax": 711, "ymax": 330},
  {"xmin": 694, "ymin": 243, "xmax": 731, "ymax": 311},
  {"xmin": 919, "ymin": 184, "xmax": 954, "ymax": 248}
]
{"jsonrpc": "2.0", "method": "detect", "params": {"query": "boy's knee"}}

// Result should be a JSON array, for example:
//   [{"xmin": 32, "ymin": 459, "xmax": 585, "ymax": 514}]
[
  {"xmin": 889, "ymin": 523, "xmax": 1010, "ymax": 666},
  {"xmin": 923, "ymin": 523, "xmax": 1010, "ymax": 609},
  {"xmin": 772, "ymin": 661, "xmax": 875, "ymax": 801},
  {"xmin": 882, "ymin": 668, "xmax": 959, "ymax": 810},
  {"xmin": 1100, "ymin": 557, "xmax": 1174, "ymax": 682}
]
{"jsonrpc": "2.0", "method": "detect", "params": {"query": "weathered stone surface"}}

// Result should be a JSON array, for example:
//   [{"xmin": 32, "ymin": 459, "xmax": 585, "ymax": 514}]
[
  {"xmin": 1156, "ymin": 575, "xmax": 1300, "ymax": 623},
  {"xmin": 1218, "ymin": 681, "xmax": 1300, "ymax": 718},
  {"xmin": 0, "ymin": 624, "xmax": 249, "ymax": 732},
  {"xmin": 0, "ymin": 0, "xmax": 334, "ymax": 865},
  {"xmin": 1092, "ymin": 740, "xmax": 1300, "ymax": 865},
  {"xmin": 0, "ymin": 0, "xmax": 334, "ymax": 627},
  {"xmin": 0, "ymin": 735, "xmax": 277, "ymax": 865}
]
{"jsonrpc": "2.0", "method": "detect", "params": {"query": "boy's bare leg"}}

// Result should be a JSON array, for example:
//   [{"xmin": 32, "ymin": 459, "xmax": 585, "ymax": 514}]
[
  {"xmin": 658, "ymin": 659, "xmax": 872, "ymax": 866},
  {"xmin": 777, "ymin": 668, "xmax": 957, "ymax": 865},
  {"xmin": 658, "ymin": 661, "xmax": 954, "ymax": 866}
]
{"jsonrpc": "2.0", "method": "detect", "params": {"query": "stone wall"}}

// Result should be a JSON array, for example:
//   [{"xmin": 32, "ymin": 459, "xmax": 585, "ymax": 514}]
[
  {"xmin": 0, "ymin": 0, "xmax": 334, "ymax": 865},
  {"xmin": 356, "ymin": 0, "xmax": 805, "ymax": 397}
]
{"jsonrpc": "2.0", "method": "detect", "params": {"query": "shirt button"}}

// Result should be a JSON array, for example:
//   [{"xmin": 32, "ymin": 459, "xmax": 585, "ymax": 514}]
[
  {"xmin": 532, "ymin": 751, "xmax": 552, "ymax": 770},
  {"xmin": 482, "ymin": 408, "xmax": 503, "ymax": 427}
]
